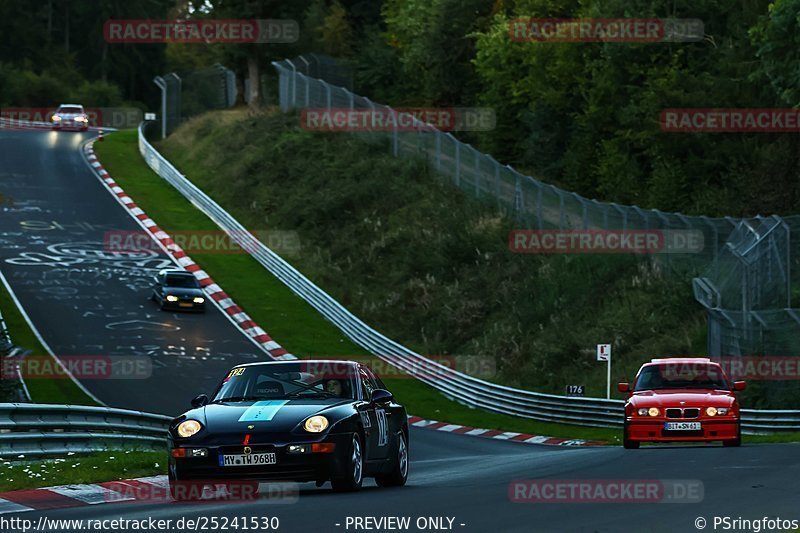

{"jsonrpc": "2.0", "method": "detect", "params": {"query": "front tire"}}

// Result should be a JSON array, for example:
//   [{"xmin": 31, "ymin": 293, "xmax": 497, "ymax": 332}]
[
  {"xmin": 376, "ymin": 431, "xmax": 409, "ymax": 487},
  {"xmin": 623, "ymin": 423, "xmax": 639, "ymax": 449},
  {"xmin": 169, "ymin": 467, "xmax": 203, "ymax": 501},
  {"xmin": 331, "ymin": 433, "xmax": 363, "ymax": 492},
  {"xmin": 723, "ymin": 423, "xmax": 742, "ymax": 447}
]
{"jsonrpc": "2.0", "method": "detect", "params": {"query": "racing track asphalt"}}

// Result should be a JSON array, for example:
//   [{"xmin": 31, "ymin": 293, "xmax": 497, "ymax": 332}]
[
  {"xmin": 1, "ymin": 128, "xmax": 798, "ymax": 532},
  {"xmin": 0, "ymin": 128, "xmax": 266, "ymax": 415},
  {"xmin": 15, "ymin": 429, "xmax": 800, "ymax": 532}
]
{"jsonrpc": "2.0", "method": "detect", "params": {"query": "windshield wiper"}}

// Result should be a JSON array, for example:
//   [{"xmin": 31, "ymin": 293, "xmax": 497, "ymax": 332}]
[
  {"xmin": 285, "ymin": 390, "xmax": 339, "ymax": 399},
  {"xmin": 211, "ymin": 396, "xmax": 270, "ymax": 403}
]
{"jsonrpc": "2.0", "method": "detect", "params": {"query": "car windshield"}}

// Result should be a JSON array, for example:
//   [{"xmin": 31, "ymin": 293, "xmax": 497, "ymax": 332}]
[
  {"xmin": 634, "ymin": 363, "xmax": 731, "ymax": 391},
  {"xmin": 58, "ymin": 106, "xmax": 83, "ymax": 114},
  {"xmin": 212, "ymin": 362, "xmax": 358, "ymax": 402},
  {"xmin": 164, "ymin": 275, "xmax": 200, "ymax": 288}
]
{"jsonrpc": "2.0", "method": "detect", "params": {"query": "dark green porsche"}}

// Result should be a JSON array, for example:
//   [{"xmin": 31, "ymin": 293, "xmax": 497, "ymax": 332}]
[{"xmin": 168, "ymin": 360, "xmax": 409, "ymax": 498}]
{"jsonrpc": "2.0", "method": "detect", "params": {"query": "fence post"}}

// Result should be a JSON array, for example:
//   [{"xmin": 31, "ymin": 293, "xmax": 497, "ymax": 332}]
[
  {"xmin": 494, "ymin": 161, "xmax": 501, "ymax": 209},
  {"xmin": 392, "ymin": 109, "xmax": 399, "ymax": 157},
  {"xmin": 325, "ymin": 81, "xmax": 332, "ymax": 111},
  {"xmin": 474, "ymin": 149, "xmax": 480, "ymax": 197},
  {"xmin": 153, "ymin": 76, "xmax": 167, "ymax": 140},
  {"xmin": 286, "ymin": 59, "xmax": 297, "ymax": 108},
  {"xmin": 435, "ymin": 132, "xmax": 441, "ymax": 171},
  {"xmin": 454, "ymin": 139, "xmax": 461, "ymax": 186},
  {"xmin": 537, "ymin": 182, "xmax": 543, "ymax": 229}
]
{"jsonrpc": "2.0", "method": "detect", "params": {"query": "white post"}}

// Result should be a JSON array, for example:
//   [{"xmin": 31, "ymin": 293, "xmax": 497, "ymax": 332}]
[
  {"xmin": 153, "ymin": 76, "xmax": 167, "ymax": 139},
  {"xmin": 597, "ymin": 344, "xmax": 612, "ymax": 399}
]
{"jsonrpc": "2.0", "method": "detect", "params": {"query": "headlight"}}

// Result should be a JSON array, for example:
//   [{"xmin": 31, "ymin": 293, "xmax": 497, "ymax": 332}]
[
  {"xmin": 303, "ymin": 415, "xmax": 329, "ymax": 433},
  {"xmin": 177, "ymin": 420, "xmax": 202, "ymax": 438},
  {"xmin": 52, "ymin": 115, "xmax": 61, "ymax": 121},
  {"xmin": 193, "ymin": 297, "xmax": 205, "ymax": 304},
  {"xmin": 166, "ymin": 295, "xmax": 179, "ymax": 302},
  {"xmin": 76, "ymin": 116, "xmax": 88, "ymax": 122},
  {"xmin": 648, "ymin": 407, "xmax": 659, "ymax": 417},
  {"xmin": 706, "ymin": 406, "xmax": 728, "ymax": 416},
  {"xmin": 717, "ymin": 407, "xmax": 728, "ymax": 415}
]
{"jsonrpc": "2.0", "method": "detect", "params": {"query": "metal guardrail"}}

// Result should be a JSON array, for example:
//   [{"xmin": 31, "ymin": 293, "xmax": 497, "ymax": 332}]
[
  {"xmin": 137, "ymin": 122, "xmax": 800, "ymax": 435},
  {"xmin": 0, "ymin": 403, "xmax": 172, "ymax": 458}
]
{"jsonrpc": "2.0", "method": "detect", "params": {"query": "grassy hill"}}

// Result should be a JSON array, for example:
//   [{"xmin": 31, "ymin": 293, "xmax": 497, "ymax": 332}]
[{"xmin": 155, "ymin": 108, "xmax": 708, "ymax": 400}]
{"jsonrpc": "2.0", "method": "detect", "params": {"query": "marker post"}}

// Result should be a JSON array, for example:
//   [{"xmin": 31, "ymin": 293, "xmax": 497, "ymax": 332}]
[{"xmin": 596, "ymin": 344, "xmax": 611, "ymax": 399}]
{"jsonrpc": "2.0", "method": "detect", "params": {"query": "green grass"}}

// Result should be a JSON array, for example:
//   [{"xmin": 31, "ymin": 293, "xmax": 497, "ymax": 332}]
[
  {"xmin": 0, "ymin": 275, "xmax": 98, "ymax": 405},
  {"xmin": 0, "ymin": 451, "xmax": 165, "ymax": 492},
  {"xmin": 92, "ymin": 125, "xmax": 800, "ymax": 445}
]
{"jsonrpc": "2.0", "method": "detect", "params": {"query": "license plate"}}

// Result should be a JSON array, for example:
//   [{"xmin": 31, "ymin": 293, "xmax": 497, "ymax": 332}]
[
  {"xmin": 219, "ymin": 453, "xmax": 276, "ymax": 467},
  {"xmin": 178, "ymin": 302, "xmax": 193, "ymax": 307},
  {"xmin": 664, "ymin": 422, "xmax": 701, "ymax": 431}
]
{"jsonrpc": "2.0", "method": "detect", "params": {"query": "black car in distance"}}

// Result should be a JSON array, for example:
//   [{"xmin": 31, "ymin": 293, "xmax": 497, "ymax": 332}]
[{"xmin": 151, "ymin": 268, "xmax": 206, "ymax": 312}]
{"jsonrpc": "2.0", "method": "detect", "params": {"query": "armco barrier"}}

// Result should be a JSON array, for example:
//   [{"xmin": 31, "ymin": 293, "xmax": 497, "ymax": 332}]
[
  {"xmin": 0, "ymin": 403, "xmax": 171, "ymax": 458},
  {"xmin": 136, "ymin": 121, "xmax": 800, "ymax": 435}
]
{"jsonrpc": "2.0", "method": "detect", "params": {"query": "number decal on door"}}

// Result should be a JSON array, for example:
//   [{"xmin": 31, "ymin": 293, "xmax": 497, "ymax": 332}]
[{"xmin": 376, "ymin": 409, "xmax": 389, "ymax": 447}]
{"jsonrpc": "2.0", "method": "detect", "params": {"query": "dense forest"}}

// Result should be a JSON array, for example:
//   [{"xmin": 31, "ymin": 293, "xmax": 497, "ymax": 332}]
[{"xmin": 1, "ymin": 0, "xmax": 799, "ymax": 217}]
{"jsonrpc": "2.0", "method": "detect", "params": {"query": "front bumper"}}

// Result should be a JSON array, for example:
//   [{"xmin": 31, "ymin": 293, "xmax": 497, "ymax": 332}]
[
  {"xmin": 626, "ymin": 417, "xmax": 739, "ymax": 442},
  {"xmin": 161, "ymin": 300, "xmax": 206, "ymax": 312},
  {"xmin": 52, "ymin": 121, "xmax": 88, "ymax": 131},
  {"xmin": 170, "ymin": 433, "xmax": 351, "ymax": 483}
]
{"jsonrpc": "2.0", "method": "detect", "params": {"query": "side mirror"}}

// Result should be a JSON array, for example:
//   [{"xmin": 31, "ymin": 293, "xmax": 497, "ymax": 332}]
[
  {"xmin": 191, "ymin": 394, "xmax": 208, "ymax": 408},
  {"xmin": 733, "ymin": 381, "xmax": 746, "ymax": 391},
  {"xmin": 371, "ymin": 389, "xmax": 393, "ymax": 405},
  {"xmin": 617, "ymin": 383, "xmax": 630, "ymax": 393}
]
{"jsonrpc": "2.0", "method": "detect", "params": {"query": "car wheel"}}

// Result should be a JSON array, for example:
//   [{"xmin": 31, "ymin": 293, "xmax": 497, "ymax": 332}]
[
  {"xmin": 723, "ymin": 423, "xmax": 742, "ymax": 447},
  {"xmin": 623, "ymin": 423, "xmax": 639, "ymax": 449},
  {"xmin": 331, "ymin": 433, "xmax": 363, "ymax": 492},
  {"xmin": 376, "ymin": 431, "xmax": 408, "ymax": 487}
]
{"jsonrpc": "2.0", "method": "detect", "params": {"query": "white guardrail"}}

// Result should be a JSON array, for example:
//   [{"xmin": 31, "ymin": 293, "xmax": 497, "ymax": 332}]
[
  {"xmin": 0, "ymin": 404, "xmax": 171, "ymax": 458},
  {"xmin": 137, "ymin": 122, "xmax": 800, "ymax": 435}
]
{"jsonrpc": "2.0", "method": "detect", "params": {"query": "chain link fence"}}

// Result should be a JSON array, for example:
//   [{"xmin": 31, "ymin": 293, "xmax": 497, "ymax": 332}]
[
  {"xmin": 153, "ymin": 64, "xmax": 236, "ymax": 138},
  {"xmin": 271, "ymin": 55, "xmax": 800, "ymax": 374}
]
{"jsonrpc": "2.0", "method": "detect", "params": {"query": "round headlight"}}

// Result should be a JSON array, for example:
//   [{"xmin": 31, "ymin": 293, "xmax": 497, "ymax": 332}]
[
  {"xmin": 177, "ymin": 420, "xmax": 202, "ymax": 438},
  {"xmin": 706, "ymin": 406, "xmax": 717, "ymax": 417},
  {"xmin": 648, "ymin": 407, "xmax": 660, "ymax": 417},
  {"xmin": 304, "ymin": 415, "xmax": 329, "ymax": 433}
]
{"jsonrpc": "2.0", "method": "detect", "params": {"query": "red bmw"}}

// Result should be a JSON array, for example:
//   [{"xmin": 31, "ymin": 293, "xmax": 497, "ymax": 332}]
[{"xmin": 618, "ymin": 358, "xmax": 746, "ymax": 449}]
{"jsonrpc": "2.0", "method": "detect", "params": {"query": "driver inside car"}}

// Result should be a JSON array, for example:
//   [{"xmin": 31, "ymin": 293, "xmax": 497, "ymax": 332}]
[{"xmin": 325, "ymin": 379, "xmax": 345, "ymax": 397}]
